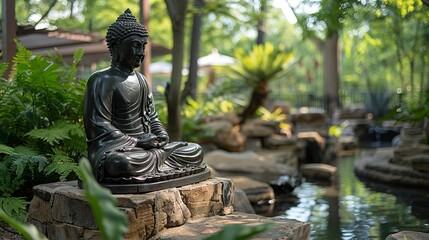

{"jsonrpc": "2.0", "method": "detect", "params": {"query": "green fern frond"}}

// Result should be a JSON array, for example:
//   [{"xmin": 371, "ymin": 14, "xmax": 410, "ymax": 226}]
[
  {"xmin": 27, "ymin": 122, "xmax": 86, "ymax": 157},
  {"xmin": 45, "ymin": 148, "xmax": 79, "ymax": 181},
  {"xmin": 13, "ymin": 41, "xmax": 34, "ymax": 66},
  {"xmin": 14, "ymin": 146, "xmax": 39, "ymax": 156},
  {"xmin": 0, "ymin": 61, "xmax": 9, "ymax": 78},
  {"xmin": 26, "ymin": 122, "xmax": 74, "ymax": 145},
  {"xmin": 0, "ymin": 162, "xmax": 25, "ymax": 196},
  {"xmin": 29, "ymin": 155, "xmax": 50, "ymax": 173},
  {"xmin": 8, "ymin": 155, "xmax": 27, "ymax": 179},
  {"xmin": 63, "ymin": 132, "xmax": 87, "ymax": 156},
  {"xmin": 66, "ymin": 123, "xmax": 86, "ymax": 138},
  {"xmin": 6, "ymin": 152, "xmax": 48, "ymax": 179},
  {"xmin": 68, "ymin": 48, "xmax": 84, "ymax": 82},
  {"xmin": 0, "ymin": 144, "xmax": 15, "ymax": 155},
  {"xmin": 0, "ymin": 169, "xmax": 14, "ymax": 196},
  {"xmin": 0, "ymin": 197, "xmax": 28, "ymax": 223},
  {"xmin": 45, "ymin": 161, "xmax": 78, "ymax": 182},
  {"xmin": 0, "ymin": 146, "xmax": 46, "ymax": 196},
  {"xmin": 73, "ymin": 48, "xmax": 84, "ymax": 65},
  {"xmin": 13, "ymin": 42, "xmax": 65, "ymax": 125}
]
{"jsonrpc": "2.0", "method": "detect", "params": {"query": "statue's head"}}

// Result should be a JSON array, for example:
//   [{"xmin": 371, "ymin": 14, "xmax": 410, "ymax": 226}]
[{"xmin": 106, "ymin": 9, "xmax": 148, "ymax": 69}]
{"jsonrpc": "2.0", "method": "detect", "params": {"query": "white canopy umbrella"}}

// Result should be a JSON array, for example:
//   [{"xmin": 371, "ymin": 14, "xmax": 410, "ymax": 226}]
[
  {"xmin": 198, "ymin": 48, "xmax": 236, "ymax": 67},
  {"xmin": 150, "ymin": 61, "xmax": 190, "ymax": 76},
  {"xmin": 149, "ymin": 61, "xmax": 172, "ymax": 74}
]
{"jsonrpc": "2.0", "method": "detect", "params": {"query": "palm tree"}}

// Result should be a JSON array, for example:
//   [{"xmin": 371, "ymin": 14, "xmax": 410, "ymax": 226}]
[{"xmin": 226, "ymin": 43, "xmax": 294, "ymax": 123}]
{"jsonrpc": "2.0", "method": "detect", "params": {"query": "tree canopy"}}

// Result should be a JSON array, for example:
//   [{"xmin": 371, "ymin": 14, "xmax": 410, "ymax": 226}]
[{"xmin": 9, "ymin": 0, "xmax": 429, "ymax": 124}]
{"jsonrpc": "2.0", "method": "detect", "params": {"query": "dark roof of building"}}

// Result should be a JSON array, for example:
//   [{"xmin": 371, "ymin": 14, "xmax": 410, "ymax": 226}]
[{"xmin": 1, "ymin": 25, "xmax": 170, "ymax": 66}]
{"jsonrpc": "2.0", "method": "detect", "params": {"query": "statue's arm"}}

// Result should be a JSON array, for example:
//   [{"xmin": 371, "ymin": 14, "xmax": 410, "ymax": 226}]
[
  {"xmin": 146, "ymin": 92, "xmax": 166, "ymax": 134},
  {"xmin": 136, "ymin": 72, "xmax": 167, "ymax": 137},
  {"xmin": 147, "ymin": 91, "xmax": 170, "ymax": 146},
  {"xmin": 135, "ymin": 72, "xmax": 169, "ymax": 148}
]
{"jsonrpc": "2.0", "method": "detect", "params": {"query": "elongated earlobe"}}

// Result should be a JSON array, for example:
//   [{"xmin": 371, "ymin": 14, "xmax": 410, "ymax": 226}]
[{"xmin": 110, "ymin": 40, "xmax": 120, "ymax": 63}]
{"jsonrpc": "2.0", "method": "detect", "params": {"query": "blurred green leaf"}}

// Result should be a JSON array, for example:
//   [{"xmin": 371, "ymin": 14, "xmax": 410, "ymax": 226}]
[
  {"xmin": 78, "ymin": 158, "xmax": 129, "ymax": 240},
  {"xmin": 204, "ymin": 223, "xmax": 274, "ymax": 240},
  {"xmin": 0, "ymin": 209, "xmax": 48, "ymax": 240}
]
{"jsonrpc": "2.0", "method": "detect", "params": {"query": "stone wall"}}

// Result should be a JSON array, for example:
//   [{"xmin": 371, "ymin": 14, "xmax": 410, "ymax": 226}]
[{"xmin": 27, "ymin": 178, "xmax": 234, "ymax": 239}]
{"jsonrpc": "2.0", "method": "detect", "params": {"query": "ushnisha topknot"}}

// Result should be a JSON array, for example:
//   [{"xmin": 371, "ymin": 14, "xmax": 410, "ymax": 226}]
[{"xmin": 106, "ymin": 8, "xmax": 148, "ymax": 56}]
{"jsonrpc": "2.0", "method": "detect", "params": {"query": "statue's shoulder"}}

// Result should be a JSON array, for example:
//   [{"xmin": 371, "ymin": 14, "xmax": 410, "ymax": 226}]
[
  {"xmin": 135, "ymin": 71, "xmax": 147, "ymax": 81},
  {"xmin": 87, "ymin": 68, "xmax": 114, "ymax": 85},
  {"xmin": 88, "ymin": 67, "xmax": 110, "ymax": 80},
  {"xmin": 134, "ymin": 71, "xmax": 149, "ymax": 87}
]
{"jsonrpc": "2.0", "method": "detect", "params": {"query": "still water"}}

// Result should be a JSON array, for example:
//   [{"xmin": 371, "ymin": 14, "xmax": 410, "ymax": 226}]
[{"xmin": 261, "ymin": 149, "xmax": 429, "ymax": 240}]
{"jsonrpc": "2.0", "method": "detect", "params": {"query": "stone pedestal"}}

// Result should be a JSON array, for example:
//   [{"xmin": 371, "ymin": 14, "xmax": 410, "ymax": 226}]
[{"xmin": 27, "ymin": 178, "xmax": 234, "ymax": 240}]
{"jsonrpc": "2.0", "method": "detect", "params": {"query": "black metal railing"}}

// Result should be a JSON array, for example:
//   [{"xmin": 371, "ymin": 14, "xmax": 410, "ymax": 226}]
[{"xmin": 269, "ymin": 89, "xmax": 401, "ymax": 112}]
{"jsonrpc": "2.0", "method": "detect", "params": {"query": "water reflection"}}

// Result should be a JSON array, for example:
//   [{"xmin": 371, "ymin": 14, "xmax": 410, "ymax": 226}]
[{"xmin": 266, "ymin": 150, "xmax": 429, "ymax": 240}]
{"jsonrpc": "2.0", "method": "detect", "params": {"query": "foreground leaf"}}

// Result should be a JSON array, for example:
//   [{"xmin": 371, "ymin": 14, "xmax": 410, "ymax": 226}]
[
  {"xmin": 0, "ymin": 209, "xmax": 48, "ymax": 240},
  {"xmin": 204, "ymin": 223, "xmax": 274, "ymax": 240},
  {"xmin": 78, "ymin": 158, "xmax": 129, "ymax": 240}
]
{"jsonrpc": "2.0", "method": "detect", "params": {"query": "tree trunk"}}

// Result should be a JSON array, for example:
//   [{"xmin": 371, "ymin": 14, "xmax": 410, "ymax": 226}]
[
  {"xmin": 182, "ymin": 0, "xmax": 204, "ymax": 103},
  {"xmin": 165, "ymin": 0, "xmax": 188, "ymax": 140},
  {"xmin": 139, "ymin": 0, "xmax": 152, "ymax": 89},
  {"xmin": 240, "ymin": 80, "xmax": 269, "ymax": 124},
  {"xmin": 419, "ymin": 53, "xmax": 426, "ymax": 104},
  {"xmin": 256, "ymin": 0, "xmax": 266, "ymax": 45},
  {"xmin": 393, "ymin": 18, "xmax": 406, "ymax": 96},
  {"xmin": 323, "ymin": 32, "xmax": 340, "ymax": 120},
  {"xmin": 409, "ymin": 18, "xmax": 421, "ymax": 101},
  {"xmin": 2, "ymin": 0, "xmax": 17, "ymax": 80}
]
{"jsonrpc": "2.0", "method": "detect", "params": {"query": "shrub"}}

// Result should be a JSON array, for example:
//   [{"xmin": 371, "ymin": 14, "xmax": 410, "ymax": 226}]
[{"xmin": 0, "ymin": 43, "xmax": 86, "ymax": 221}]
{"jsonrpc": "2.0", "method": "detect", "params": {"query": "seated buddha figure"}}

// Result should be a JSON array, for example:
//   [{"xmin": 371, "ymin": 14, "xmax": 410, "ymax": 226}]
[{"xmin": 83, "ymin": 9, "xmax": 206, "ymax": 184}]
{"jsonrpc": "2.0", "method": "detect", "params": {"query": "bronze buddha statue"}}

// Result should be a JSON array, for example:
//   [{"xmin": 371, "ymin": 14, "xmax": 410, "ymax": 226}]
[{"xmin": 83, "ymin": 9, "xmax": 209, "ymax": 192}]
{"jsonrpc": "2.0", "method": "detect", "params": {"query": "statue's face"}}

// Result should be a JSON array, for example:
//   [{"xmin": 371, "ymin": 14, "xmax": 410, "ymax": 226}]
[{"xmin": 116, "ymin": 35, "xmax": 148, "ymax": 70}]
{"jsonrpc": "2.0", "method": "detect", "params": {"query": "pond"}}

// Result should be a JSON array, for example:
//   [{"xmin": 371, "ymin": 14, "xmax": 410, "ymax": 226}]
[{"xmin": 257, "ymin": 149, "xmax": 429, "ymax": 240}]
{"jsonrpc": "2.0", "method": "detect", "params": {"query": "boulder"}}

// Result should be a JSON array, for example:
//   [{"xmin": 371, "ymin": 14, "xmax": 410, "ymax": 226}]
[
  {"xmin": 233, "ymin": 188, "xmax": 255, "ymax": 214},
  {"xmin": 297, "ymin": 131, "xmax": 326, "ymax": 163},
  {"xmin": 242, "ymin": 119, "xmax": 279, "ymax": 138},
  {"xmin": 332, "ymin": 107, "xmax": 367, "ymax": 125},
  {"xmin": 229, "ymin": 176, "xmax": 275, "ymax": 204},
  {"xmin": 204, "ymin": 150, "xmax": 296, "ymax": 180},
  {"xmin": 292, "ymin": 108, "xmax": 328, "ymax": 136},
  {"xmin": 202, "ymin": 120, "xmax": 246, "ymax": 152},
  {"xmin": 261, "ymin": 134, "xmax": 297, "ymax": 149},
  {"xmin": 300, "ymin": 163, "xmax": 337, "ymax": 182}
]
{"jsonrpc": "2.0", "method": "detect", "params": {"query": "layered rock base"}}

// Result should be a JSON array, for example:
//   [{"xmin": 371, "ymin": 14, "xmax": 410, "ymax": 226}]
[
  {"xmin": 385, "ymin": 230, "xmax": 429, "ymax": 240},
  {"xmin": 354, "ymin": 148, "xmax": 429, "ymax": 187},
  {"xmin": 27, "ymin": 178, "xmax": 234, "ymax": 239}
]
